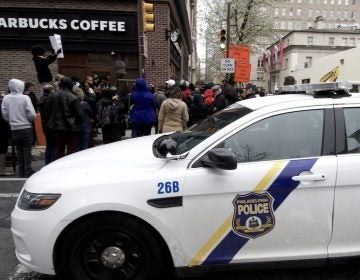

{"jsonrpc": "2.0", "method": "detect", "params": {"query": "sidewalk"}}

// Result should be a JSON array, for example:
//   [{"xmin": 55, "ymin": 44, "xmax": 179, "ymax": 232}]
[{"xmin": 3, "ymin": 129, "xmax": 135, "ymax": 179}]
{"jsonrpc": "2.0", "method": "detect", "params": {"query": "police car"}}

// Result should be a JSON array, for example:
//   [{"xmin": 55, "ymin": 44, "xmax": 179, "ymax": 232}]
[{"xmin": 11, "ymin": 82, "xmax": 360, "ymax": 279}]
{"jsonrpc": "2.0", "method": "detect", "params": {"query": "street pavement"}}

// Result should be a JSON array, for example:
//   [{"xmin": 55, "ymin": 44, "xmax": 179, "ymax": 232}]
[{"xmin": 2, "ymin": 131, "xmax": 360, "ymax": 279}]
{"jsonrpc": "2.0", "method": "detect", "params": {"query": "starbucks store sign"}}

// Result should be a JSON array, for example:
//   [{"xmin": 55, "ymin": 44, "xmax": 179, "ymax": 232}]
[
  {"xmin": 0, "ymin": 18, "xmax": 126, "ymax": 32},
  {"xmin": 0, "ymin": 9, "xmax": 138, "ymax": 50}
]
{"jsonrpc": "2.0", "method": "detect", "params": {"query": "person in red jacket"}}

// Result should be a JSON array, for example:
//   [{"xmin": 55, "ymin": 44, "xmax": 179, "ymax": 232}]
[
  {"xmin": 180, "ymin": 80, "xmax": 192, "ymax": 104},
  {"xmin": 203, "ymin": 84, "xmax": 214, "ymax": 107}
]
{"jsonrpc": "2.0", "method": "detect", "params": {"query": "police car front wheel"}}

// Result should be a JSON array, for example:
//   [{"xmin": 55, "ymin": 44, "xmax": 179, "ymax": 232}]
[{"xmin": 56, "ymin": 214, "xmax": 166, "ymax": 280}]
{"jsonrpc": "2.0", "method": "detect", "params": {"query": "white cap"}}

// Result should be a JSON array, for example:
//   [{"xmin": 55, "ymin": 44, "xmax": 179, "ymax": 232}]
[
  {"xmin": 211, "ymin": 85, "xmax": 221, "ymax": 91},
  {"xmin": 165, "ymin": 79, "xmax": 176, "ymax": 87},
  {"xmin": 73, "ymin": 82, "xmax": 80, "ymax": 89}
]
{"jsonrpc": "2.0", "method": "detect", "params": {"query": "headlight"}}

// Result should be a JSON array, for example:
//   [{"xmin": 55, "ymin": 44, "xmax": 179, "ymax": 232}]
[{"xmin": 18, "ymin": 190, "xmax": 61, "ymax": 211}]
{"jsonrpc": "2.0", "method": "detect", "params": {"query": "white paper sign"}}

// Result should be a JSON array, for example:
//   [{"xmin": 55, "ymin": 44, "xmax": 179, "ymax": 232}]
[
  {"xmin": 49, "ymin": 34, "xmax": 64, "ymax": 58},
  {"xmin": 220, "ymin": 58, "xmax": 235, "ymax": 73}
]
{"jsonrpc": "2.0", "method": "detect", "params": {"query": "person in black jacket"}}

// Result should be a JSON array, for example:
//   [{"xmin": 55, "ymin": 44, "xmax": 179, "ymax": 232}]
[
  {"xmin": 223, "ymin": 86, "xmax": 239, "ymax": 106},
  {"xmin": 97, "ymin": 89, "xmax": 126, "ymax": 144},
  {"xmin": 23, "ymin": 82, "xmax": 38, "ymax": 112},
  {"xmin": 31, "ymin": 45, "xmax": 62, "ymax": 96},
  {"xmin": 73, "ymin": 87, "xmax": 93, "ymax": 151},
  {"xmin": 241, "ymin": 84, "xmax": 258, "ymax": 99},
  {"xmin": 23, "ymin": 82, "xmax": 38, "ymax": 145},
  {"xmin": 189, "ymin": 91, "xmax": 208, "ymax": 126},
  {"xmin": 46, "ymin": 77, "xmax": 83, "ymax": 159},
  {"xmin": 209, "ymin": 85, "xmax": 227, "ymax": 114},
  {"xmin": 38, "ymin": 84, "xmax": 57, "ymax": 165}
]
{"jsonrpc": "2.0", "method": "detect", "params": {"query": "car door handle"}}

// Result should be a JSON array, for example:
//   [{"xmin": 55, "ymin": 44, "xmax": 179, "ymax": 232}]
[{"xmin": 292, "ymin": 174, "xmax": 326, "ymax": 181}]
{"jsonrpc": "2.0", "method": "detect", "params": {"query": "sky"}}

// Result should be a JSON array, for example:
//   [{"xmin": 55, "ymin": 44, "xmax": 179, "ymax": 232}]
[{"xmin": 196, "ymin": 0, "xmax": 209, "ymax": 61}]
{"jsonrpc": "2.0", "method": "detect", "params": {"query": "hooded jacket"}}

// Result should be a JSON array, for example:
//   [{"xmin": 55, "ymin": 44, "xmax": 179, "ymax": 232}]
[
  {"xmin": 130, "ymin": 78, "xmax": 156, "ymax": 124},
  {"xmin": 1, "ymin": 79, "xmax": 36, "ymax": 131},
  {"xmin": 46, "ymin": 77, "xmax": 83, "ymax": 132},
  {"xmin": 158, "ymin": 97, "xmax": 189, "ymax": 133}
]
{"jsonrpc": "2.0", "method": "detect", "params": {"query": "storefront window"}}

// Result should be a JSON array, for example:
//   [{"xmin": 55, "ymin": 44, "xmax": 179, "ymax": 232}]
[
  {"xmin": 115, "ymin": 53, "xmax": 139, "ymax": 80},
  {"xmin": 88, "ymin": 53, "xmax": 113, "ymax": 65},
  {"xmin": 170, "ymin": 43, "xmax": 181, "ymax": 80}
]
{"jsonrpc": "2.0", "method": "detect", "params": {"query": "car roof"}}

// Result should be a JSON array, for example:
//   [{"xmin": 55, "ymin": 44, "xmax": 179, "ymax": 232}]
[
  {"xmin": 239, "ymin": 93, "xmax": 360, "ymax": 111},
  {"xmin": 239, "ymin": 94, "xmax": 317, "ymax": 111}
]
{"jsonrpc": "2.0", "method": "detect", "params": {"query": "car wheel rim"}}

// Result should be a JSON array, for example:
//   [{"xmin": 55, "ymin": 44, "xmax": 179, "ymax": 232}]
[
  {"xmin": 74, "ymin": 230, "xmax": 148, "ymax": 280},
  {"xmin": 100, "ymin": 246, "xmax": 126, "ymax": 269}
]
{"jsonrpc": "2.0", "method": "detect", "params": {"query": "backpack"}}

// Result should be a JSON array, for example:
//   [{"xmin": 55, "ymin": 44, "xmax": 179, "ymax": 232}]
[
  {"xmin": 109, "ymin": 104, "xmax": 123, "ymax": 125},
  {"xmin": 99, "ymin": 105, "xmax": 112, "ymax": 126},
  {"xmin": 99, "ymin": 102, "xmax": 125, "ymax": 126}
]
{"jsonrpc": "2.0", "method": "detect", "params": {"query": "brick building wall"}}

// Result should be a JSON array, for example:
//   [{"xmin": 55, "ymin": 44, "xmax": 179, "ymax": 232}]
[
  {"xmin": 144, "ymin": 2, "xmax": 171, "ymax": 88},
  {"xmin": 0, "ymin": 49, "xmax": 57, "ymax": 94}
]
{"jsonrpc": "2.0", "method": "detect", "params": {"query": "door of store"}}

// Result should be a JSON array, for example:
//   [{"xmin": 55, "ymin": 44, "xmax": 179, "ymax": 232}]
[{"xmin": 58, "ymin": 52, "xmax": 116, "ymax": 85}]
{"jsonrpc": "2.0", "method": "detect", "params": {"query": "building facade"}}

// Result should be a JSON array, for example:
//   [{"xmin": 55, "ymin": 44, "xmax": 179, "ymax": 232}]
[
  {"xmin": 250, "ymin": 0, "xmax": 360, "ymax": 91},
  {"xmin": 0, "ymin": 0, "xmax": 195, "ymax": 94},
  {"xmin": 266, "ymin": 29, "xmax": 360, "ymax": 91},
  {"xmin": 272, "ymin": 0, "xmax": 360, "ymax": 31}
]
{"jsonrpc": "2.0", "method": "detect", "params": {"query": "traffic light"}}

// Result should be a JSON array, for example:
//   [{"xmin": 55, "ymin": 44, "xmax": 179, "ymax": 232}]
[
  {"xmin": 143, "ymin": 1, "xmax": 155, "ymax": 32},
  {"xmin": 219, "ymin": 29, "xmax": 226, "ymax": 50}
]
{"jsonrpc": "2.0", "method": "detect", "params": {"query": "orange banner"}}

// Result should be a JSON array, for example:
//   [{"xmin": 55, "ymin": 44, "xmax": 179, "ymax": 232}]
[
  {"xmin": 229, "ymin": 45, "xmax": 250, "ymax": 64},
  {"xmin": 234, "ymin": 63, "xmax": 251, "ymax": 83},
  {"xmin": 34, "ymin": 113, "xmax": 46, "ymax": 146}
]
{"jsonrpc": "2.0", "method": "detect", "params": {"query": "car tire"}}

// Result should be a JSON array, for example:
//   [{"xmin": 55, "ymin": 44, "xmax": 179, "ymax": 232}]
[{"xmin": 57, "ymin": 214, "xmax": 166, "ymax": 280}]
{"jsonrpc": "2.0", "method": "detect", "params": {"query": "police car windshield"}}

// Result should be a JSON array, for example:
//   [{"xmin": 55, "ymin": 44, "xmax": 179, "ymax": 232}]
[{"xmin": 173, "ymin": 104, "xmax": 252, "ymax": 154}]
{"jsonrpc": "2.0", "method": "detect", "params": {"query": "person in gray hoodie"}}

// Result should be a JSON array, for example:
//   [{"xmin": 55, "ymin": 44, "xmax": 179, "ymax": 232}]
[{"xmin": 1, "ymin": 79, "xmax": 36, "ymax": 177}]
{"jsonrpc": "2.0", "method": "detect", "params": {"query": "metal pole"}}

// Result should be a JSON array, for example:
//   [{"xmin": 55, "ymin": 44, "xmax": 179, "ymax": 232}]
[
  {"xmin": 226, "ymin": 1, "xmax": 231, "ymax": 58},
  {"xmin": 139, "ymin": 0, "xmax": 144, "ymax": 78},
  {"xmin": 226, "ymin": 1, "xmax": 231, "ymax": 81}
]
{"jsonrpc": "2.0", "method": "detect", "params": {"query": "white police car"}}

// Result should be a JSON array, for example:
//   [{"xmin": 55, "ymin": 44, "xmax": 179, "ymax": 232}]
[{"xmin": 11, "ymin": 82, "xmax": 360, "ymax": 279}]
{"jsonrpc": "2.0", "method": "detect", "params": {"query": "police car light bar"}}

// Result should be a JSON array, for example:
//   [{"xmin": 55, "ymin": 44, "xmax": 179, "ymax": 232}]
[{"xmin": 280, "ymin": 82, "xmax": 352, "ymax": 94}]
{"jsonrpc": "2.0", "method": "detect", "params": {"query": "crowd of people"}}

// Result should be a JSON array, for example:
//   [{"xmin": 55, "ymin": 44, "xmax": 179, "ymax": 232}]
[{"xmin": 0, "ymin": 46, "xmax": 267, "ymax": 178}]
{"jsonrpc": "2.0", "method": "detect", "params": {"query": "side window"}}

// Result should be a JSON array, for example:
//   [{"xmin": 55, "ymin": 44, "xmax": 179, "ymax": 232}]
[
  {"xmin": 219, "ymin": 110, "xmax": 324, "ymax": 162},
  {"xmin": 344, "ymin": 108, "xmax": 360, "ymax": 153}
]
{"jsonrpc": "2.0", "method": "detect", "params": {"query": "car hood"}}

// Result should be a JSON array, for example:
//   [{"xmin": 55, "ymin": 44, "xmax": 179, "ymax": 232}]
[
  {"xmin": 24, "ymin": 135, "xmax": 169, "ymax": 193},
  {"xmin": 40, "ymin": 134, "xmax": 166, "ymax": 173}
]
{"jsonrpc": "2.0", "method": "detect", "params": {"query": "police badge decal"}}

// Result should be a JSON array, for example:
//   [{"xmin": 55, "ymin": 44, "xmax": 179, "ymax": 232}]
[{"xmin": 232, "ymin": 192, "xmax": 275, "ymax": 239}]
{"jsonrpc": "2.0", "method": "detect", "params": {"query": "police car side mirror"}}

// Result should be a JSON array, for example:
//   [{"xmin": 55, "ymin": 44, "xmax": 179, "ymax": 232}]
[
  {"xmin": 200, "ymin": 148, "xmax": 237, "ymax": 170},
  {"xmin": 157, "ymin": 138, "xmax": 177, "ymax": 158}
]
